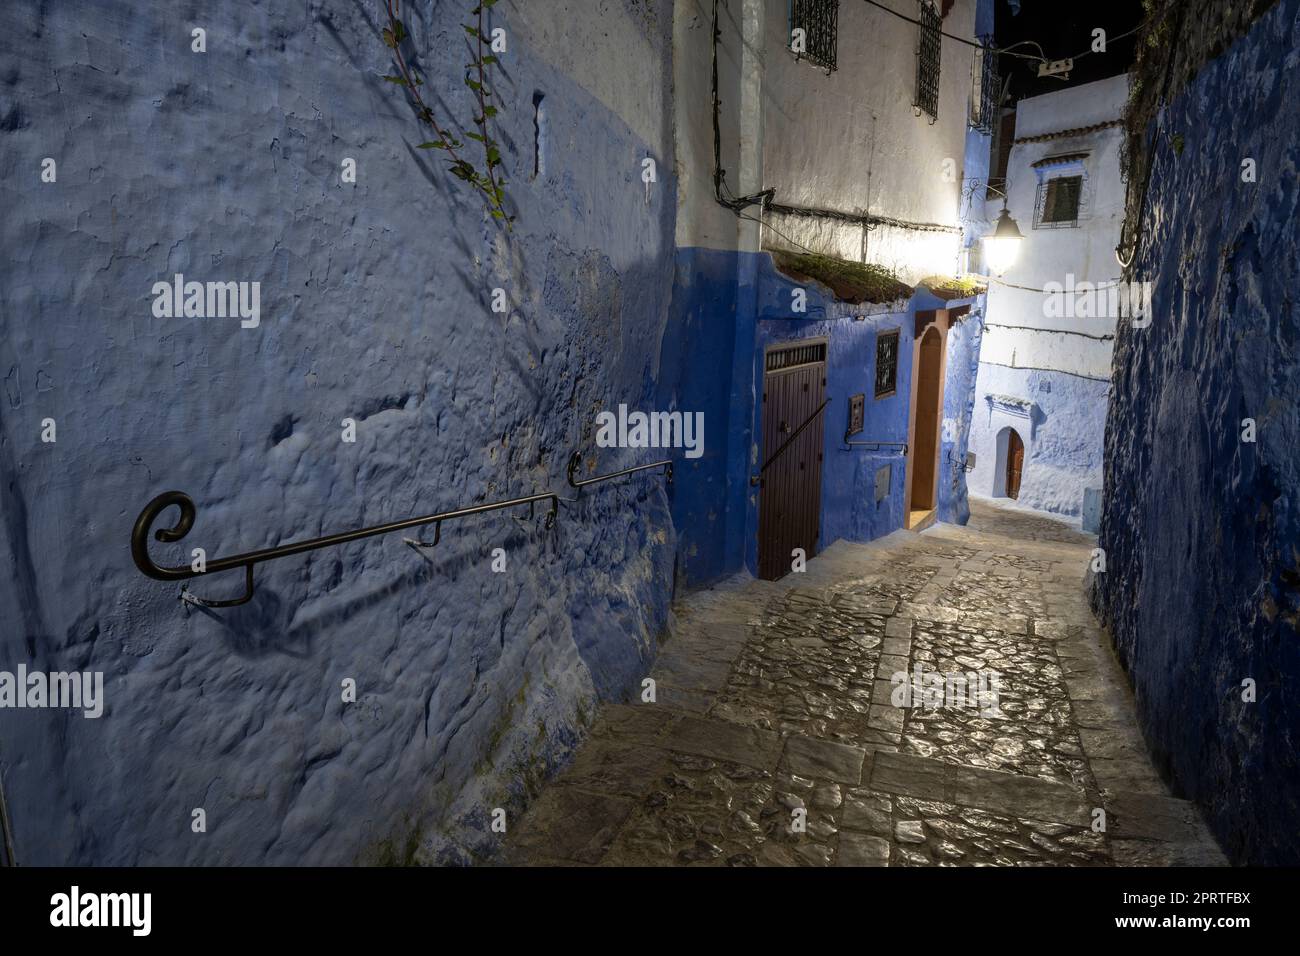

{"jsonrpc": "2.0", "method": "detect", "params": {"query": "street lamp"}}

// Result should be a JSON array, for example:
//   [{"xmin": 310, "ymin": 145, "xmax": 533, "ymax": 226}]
[{"xmin": 982, "ymin": 198, "xmax": 1023, "ymax": 278}]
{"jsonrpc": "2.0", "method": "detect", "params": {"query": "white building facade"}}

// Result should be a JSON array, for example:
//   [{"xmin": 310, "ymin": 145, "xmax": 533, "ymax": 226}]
[
  {"xmin": 675, "ymin": 0, "xmax": 994, "ymax": 283},
  {"xmin": 966, "ymin": 73, "xmax": 1130, "ymax": 523}
]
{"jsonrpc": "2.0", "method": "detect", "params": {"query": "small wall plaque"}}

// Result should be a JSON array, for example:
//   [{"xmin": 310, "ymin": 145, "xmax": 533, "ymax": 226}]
[{"xmin": 847, "ymin": 393, "xmax": 865, "ymax": 438}]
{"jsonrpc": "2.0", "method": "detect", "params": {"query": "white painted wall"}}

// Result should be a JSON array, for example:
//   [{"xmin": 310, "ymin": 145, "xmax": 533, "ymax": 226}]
[
  {"xmin": 968, "ymin": 73, "xmax": 1129, "ymax": 518},
  {"xmin": 517, "ymin": 1, "xmax": 669, "ymax": 149},
  {"xmin": 674, "ymin": 0, "xmax": 763, "ymax": 252},
  {"xmin": 979, "ymin": 73, "xmax": 1130, "ymax": 378},
  {"xmin": 759, "ymin": 0, "xmax": 981, "ymax": 282},
  {"xmin": 673, "ymin": 0, "xmax": 982, "ymax": 281}
]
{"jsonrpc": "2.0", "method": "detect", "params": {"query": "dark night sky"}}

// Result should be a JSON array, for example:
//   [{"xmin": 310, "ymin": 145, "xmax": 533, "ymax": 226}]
[{"xmin": 993, "ymin": 0, "xmax": 1145, "ymax": 101}]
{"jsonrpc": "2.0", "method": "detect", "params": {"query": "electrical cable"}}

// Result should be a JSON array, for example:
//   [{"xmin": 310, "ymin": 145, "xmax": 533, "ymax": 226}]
[
  {"xmin": 983, "ymin": 322, "xmax": 1116, "ymax": 342},
  {"xmin": 1064, "ymin": 22, "xmax": 1144, "ymax": 62},
  {"xmin": 736, "ymin": 210, "xmax": 825, "ymax": 258},
  {"xmin": 859, "ymin": 0, "xmax": 982, "ymax": 49}
]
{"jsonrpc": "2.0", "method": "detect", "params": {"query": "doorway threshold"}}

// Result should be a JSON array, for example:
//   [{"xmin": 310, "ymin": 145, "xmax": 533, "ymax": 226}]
[{"xmin": 907, "ymin": 508, "xmax": 937, "ymax": 532}]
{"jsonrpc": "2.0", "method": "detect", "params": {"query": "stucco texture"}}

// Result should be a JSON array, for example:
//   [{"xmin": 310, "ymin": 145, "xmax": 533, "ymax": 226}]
[
  {"xmin": 0, "ymin": 0, "xmax": 682, "ymax": 865},
  {"xmin": 1091, "ymin": 0, "xmax": 1300, "ymax": 865}
]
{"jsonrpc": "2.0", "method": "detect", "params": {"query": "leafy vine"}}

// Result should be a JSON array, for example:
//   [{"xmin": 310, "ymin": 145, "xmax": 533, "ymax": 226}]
[{"xmin": 380, "ymin": 0, "xmax": 511, "ymax": 225}]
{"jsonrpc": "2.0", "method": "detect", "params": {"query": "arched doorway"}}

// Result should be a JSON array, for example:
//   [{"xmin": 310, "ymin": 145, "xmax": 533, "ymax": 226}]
[
  {"xmin": 993, "ymin": 425, "xmax": 1025, "ymax": 499},
  {"xmin": 907, "ymin": 326, "xmax": 944, "ymax": 527},
  {"xmin": 1005, "ymin": 429, "xmax": 1024, "ymax": 499}
]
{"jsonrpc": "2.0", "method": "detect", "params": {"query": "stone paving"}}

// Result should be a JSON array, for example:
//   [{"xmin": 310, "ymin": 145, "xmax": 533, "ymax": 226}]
[{"xmin": 502, "ymin": 497, "xmax": 1228, "ymax": 867}]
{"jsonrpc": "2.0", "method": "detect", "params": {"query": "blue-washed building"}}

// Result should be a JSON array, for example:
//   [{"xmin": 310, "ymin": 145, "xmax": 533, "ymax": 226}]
[
  {"xmin": 1091, "ymin": 0, "xmax": 1300, "ymax": 865},
  {"xmin": 0, "ymin": 0, "xmax": 998, "ymax": 865},
  {"xmin": 966, "ymin": 74, "xmax": 1128, "ymax": 520}
]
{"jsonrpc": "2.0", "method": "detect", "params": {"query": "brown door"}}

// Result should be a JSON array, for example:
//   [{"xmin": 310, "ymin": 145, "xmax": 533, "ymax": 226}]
[
  {"xmin": 1006, "ymin": 430, "xmax": 1024, "ymax": 499},
  {"xmin": 758, "ymin": 342, "xmax": 827, "ymax": 580}
]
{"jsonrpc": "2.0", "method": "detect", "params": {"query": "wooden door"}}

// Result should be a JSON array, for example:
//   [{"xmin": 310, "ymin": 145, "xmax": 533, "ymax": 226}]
[
  {"xmin": 758, "ymin": 342, "xmax": 827, "ymax": 580},
  {"xmin": 1006, "ymin": 430, "xmax": 1024, "ymax": 500}
]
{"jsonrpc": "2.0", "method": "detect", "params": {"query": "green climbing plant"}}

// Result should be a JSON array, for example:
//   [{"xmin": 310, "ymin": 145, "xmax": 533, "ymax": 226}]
[{"xmin": 380, "ymin": 0, "xmax": 512, "ymax": 226}]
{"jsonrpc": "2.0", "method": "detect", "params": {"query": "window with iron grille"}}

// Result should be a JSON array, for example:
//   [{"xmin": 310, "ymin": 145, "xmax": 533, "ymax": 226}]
[
  {"xmin": 767, "ymin": 341, "xmax": 828, "ymax": 372},
  {"xmin": 1034, "ymin": 175, "xmax": 1086, "ymax": 228},
  {"xmin": 969, "ymin": 35, "xmax": 998, "ymax": 133},
  {"xmin": 789, "ymin": 0, "xmax": 839, "ymax": 73},
  {"xmin": 914, "ymin": 1, "xmax": 942, "ymax": 121},
  {"xmin": 874, "ymin": 330, "xmax": 899, "ymax": 399}
]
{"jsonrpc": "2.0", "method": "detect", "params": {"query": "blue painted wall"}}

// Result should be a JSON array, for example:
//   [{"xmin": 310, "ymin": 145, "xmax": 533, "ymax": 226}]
[
  {"xmin": 0, "ymin": 0, "xmax": 990, "ymax": 866},
  {"xmin": 0, "ymin": 0, "xmax": 686, "ymax": 865},
  {"xmin": 725, "ymin": 257, "xmax": 984, "ymax": 573},
  {"xmin": 968, "ymin": 361, "xmax": 1111, "ymax": 516},
  {"xmin": 748, "ymin": 260, "xmax": 912, "ymax": 569},
  {"xmin": 660, "ymin": 246, "xmax": 748, "ymax": 586},
  {"xmin": 936, "ymin": 300, "xmax": 984, "ymax": 525},
  {"xmin": 1091, "ymin": 0, "xmax": 1300, "ymax": 865}
]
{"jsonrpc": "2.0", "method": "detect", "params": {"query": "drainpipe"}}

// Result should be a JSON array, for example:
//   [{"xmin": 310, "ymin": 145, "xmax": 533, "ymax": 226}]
[{"xmin": 726, "ymin": 0, "xmax": 767, "ymax": 574}]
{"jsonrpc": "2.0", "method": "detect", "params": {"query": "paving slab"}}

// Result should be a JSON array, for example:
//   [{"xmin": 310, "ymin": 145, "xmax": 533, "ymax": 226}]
[{"xmin": 502, "ymin": 498, "xmax": 1228, "ymax": 867}]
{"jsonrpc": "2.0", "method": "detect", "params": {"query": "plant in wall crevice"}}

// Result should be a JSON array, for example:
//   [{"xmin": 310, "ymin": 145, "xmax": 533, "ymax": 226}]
[{"xmin": 380, "ymin": 0, "xmax": 512, "ymax": 226}]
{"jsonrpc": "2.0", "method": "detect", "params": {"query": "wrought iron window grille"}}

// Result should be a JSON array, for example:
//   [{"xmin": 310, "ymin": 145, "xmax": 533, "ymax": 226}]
[
  {"xmin": 1033, "ymin": 174, "xmax": 1089, "ymax": 229},
  {"xmin": 766, "ymin": 340, "xmax": 828, "ymax": 372},
  {"xmin": 789, "ymin": 0, "xmax": 839, "ymax": 74},
  {"xmin": 970, "ymin": 34, "xmax": 998, "ymax": 134},
  {"xmin": 914, "ymin": 1, "xmax": 942, "ymax": 122},
  {"xmin": 874, "ymin": 329, "xmax": 900, "ymax": 398}
]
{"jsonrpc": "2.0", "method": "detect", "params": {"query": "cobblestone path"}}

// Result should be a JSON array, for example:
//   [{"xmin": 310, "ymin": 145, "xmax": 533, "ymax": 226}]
[{"xmin": 503, "ymin": 498, "xmax": 1227, "ymax": 867}]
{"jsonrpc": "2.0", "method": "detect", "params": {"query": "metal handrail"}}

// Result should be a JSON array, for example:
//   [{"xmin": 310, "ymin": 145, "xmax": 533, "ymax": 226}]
[
  {"xmin": 751, "ymin": 397, "xmax": 830, "ymax": 486},
  {"xmin": 567, "ymin": 452, "xmax": 673, "ymax": 490},
  {"xmin": 131, "ymin": 489, "xmax": 559, "ymax": 608},
  {"xmin": 844, "ymin": 433, "xmax": 908, "ymax": 455}
]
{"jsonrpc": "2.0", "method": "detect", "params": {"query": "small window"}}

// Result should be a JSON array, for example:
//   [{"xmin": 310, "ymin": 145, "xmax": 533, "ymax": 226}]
[
  {"xmin": 789, "ymin": 0, "xmax": 839, "ymax": 73},
  {"xmin": 969, "ymin": 36, "xmax": 998, "ymax": 133},
  {"xmin": 874, "ymin": 330, "xmax": 900, "ymax": 399},
  {"xmin": 914, "ymin": 1, "xmax": 942, "ymax": 121},
  {"xmin": 767, "ymin": 341, "xmax": 827, "ymax": 372},
  {"xmin": 1035, "ymin": 175, "xmax": 1084, "ymax": 227}
]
